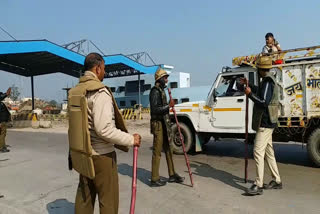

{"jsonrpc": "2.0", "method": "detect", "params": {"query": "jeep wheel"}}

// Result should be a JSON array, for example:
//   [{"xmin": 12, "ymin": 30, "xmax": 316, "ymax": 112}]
[{"xmin": 171, "ymin": 122, "xmax": 193, "ymax": 154}]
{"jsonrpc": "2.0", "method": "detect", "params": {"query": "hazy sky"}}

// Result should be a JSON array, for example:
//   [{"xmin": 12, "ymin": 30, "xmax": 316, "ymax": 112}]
[{"xmin": 1, "ymin": 0, "xmax": 320, "ymax": 102}]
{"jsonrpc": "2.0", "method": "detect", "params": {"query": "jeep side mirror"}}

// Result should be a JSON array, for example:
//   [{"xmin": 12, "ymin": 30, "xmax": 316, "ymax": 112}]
[{"xmin": 213, "ymin": 89, "xmax": 217, "ymax": 102}]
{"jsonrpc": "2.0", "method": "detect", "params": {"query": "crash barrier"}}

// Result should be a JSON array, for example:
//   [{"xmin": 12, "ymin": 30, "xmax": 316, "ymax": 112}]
[
  {"xmin": 10, "ymin": 113, "xmax": 68, "ymax": 128},
  {"xmin": 11, "ymin": 113, "xmax": 68, "ymax": 121},
  {"xmin": 11, "ymin": 113, "xmax": 38, "ymax": 121},
  {"xmin": 141, "ymin": 108, "xmax": 150, "ymax": 113},
  {"xmin": 120, "ymin": 108, "xmax": 150, "ymax": 120},
  {"xmin": 39, "ymin": 113, "xmax": 68, "ymax": 121},
  {"xmin": 121, "ymin": 108, "xmax": 140, "ymax": 120},
  {"xmin": 12, "ymin": 108, "xmax": 150, "ymax": 122}
]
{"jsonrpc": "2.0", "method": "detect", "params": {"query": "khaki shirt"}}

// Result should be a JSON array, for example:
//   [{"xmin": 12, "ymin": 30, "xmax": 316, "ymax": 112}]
[{"xmin": 84, "ymin": 71, "xmax": 134, "ymax": 155}]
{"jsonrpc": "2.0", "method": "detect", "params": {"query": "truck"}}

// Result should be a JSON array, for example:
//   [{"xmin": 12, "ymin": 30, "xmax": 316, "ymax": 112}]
[{"xmin": 170, "ymin": 45, "xmax": 320, "ymax": 167}]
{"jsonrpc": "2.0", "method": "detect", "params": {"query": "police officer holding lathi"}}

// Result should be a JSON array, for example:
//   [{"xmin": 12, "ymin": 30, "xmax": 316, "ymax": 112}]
[
  {"xmin": 68, "ymin": 53, "xmax": 141, "ymax": 214},
  {"xmin": 149, "ymin": 68, "xmax": 185, "ymax": 187}
]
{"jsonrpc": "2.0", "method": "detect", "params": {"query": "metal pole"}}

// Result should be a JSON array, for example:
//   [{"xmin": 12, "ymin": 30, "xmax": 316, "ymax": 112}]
[
  {"xmin": 130, "ymin": 146, "xmax": 139, "ymax": 214},
  {"xmin": 138, "ymin": 71, "xmax": 141, "ymax": 105},
  {"xmin": 31, "ymin": 76, "xmax": 35, "ymax": 110},
  {"xmin": 168, "ymin": 88, "xmax": 194, "ymax": 187},
  {"xmin": 263, "ymin": 44, "xmax": 320, "ymax": 56},
  {"xmin": 245, "ymin": 94, "xmax": 249, "ymax": 183}
]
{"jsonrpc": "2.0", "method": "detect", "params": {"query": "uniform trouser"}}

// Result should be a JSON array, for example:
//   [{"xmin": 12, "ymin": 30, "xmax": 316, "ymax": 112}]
[
  {"xmin": 151, "ymin": 120, "xmax": 175, "ymax": 182},
  {"xmin": 75, "ymin": 152, "xmax": 119, "ymax": 214},
  {"xmin": 0, "ymin": 122, "xmax": 7, "ymax": 149},
  {"xmin": 254, "ymin": 128, "xmax": 281, "ymax": 187}
]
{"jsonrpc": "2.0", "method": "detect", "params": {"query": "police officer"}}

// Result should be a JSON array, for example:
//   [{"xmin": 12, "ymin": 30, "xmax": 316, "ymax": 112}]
[
  {"xmin": 0, "ymin": 88, "xmax": 11, "ymax": 153},
  {"xmin": 68, "ymin": 53, "xmax": 141, "ymax": 214},
  {"xmin": 241, "ymin": 56, "xmax": 282, "ymax": 196},
  {"xmin": 149, "ymin": 68, "xmax": 184, "ymax": 187}
]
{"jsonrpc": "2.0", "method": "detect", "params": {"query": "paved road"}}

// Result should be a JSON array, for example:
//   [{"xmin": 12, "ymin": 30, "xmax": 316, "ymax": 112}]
[{"xmin": 0, "ymin": 128, "xmax": 319, "ymax": 214}]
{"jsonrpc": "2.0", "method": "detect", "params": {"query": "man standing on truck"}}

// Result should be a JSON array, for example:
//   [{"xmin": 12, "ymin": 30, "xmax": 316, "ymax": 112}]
[
  {"xmin": 262, "ymin": 32, "xmax": 282, "ymax": 54},
  {"xmin": 241, "ymin": 56, "xmax": 282, "ymax": 196},
  {"xmin": 149, "ymin": 68, "xmax": 185, "ymax": 187}
]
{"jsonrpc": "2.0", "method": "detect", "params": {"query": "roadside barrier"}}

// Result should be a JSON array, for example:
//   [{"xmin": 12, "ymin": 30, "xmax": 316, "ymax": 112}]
[{"xmin": 121, "ymin": 108, "xmax": 150, "ymax": 120}]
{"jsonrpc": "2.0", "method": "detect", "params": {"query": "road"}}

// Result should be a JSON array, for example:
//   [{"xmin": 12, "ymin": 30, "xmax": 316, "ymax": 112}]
[{"xmin": 0, "ymin": 124, "xmax": 319, "ymax": 214}]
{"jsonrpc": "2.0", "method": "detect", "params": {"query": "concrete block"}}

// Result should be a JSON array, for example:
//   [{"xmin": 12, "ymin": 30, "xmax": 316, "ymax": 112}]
[
  {"xmin": 39, "ymin": 120, "xmax": 52, "ymax": 128},
  {"xmin": 12, "ymin": 120, "xmax": 33, "ymax": 128},
  {"xmin": 32, "ymin": 121, "xmax": 40, "ymax": 128}
]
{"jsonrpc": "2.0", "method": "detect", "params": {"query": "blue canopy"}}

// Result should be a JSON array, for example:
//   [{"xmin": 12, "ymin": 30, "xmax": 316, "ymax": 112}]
[{"xmin": 0, "ymin": 40, "xmax": 159, "ymax": 78}]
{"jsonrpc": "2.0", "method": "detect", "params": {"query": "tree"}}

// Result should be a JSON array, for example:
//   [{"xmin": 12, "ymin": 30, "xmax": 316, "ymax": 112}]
[
  {"xmin": 49, "ymin": 100, "xmax": 58, "ymax": 107},
  {"xmin": 10, "ymin": 84, "xmax": 20, "ymax": 101}
]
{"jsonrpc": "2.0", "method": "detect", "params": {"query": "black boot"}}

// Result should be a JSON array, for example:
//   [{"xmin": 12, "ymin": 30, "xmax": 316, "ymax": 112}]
[
  {"xmin": 0, "ymin": 147, "xmax": 10, "ymax": 153},
  {"xmin": 246, "ymin": 184, "xmax": 263, "ymax": 195},
  {"xmin": 168, "ymin": 173, "xmax": 185, "ymax": 183},
  {"xmin": 264, "ymin": 180, "xmax": 283, "ymax": 190},
  {"xmin": 151, "ymin": 179, "xmax": 167, "ymax": 187}
]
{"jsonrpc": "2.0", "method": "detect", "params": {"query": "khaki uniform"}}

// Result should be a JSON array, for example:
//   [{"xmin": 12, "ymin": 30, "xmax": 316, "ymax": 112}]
[
  {"xmin": 150, "ymin": 83, "xmax": 175, "ymax": 181},
  {"xmin": 254, "ymin": 128, "xmax": 281, "ymax": 187},
  {"xmin": 0, "ymin": 95, "xmax": 10, "ymax": 150},
  {"xmin": 69, "ymin": 71, "xmax": 133, "ymax": 214},
  {"xmin": 75, "ymin": 152, "xmax": 119, "ymax": 214},
  {"xmin": 0, "ymin": 122, "xmax": 7, "ymax": 149},
  {"xmin": 151, "ymin": 120, "xmax": 175, "ymax": 181}
]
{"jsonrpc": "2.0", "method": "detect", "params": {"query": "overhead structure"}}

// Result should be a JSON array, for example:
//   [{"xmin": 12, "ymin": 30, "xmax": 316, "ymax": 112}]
[
  {"xmin": 126, "ymin": 52, "xmax": 156, "ymax": 66},
  {"xmin": 0, "ymin": 39, "xmax": 161, "ymax": 109},
  {"xmin": 62, "ymin": 39, "xmax": 105, "ymax": 56},
  {"xmin": 104, "ymin": 54, "xmax": 158, "ymax": 78}
]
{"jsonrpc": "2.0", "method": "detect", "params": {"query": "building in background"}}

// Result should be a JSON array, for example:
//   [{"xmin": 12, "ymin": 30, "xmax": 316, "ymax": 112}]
[{"xmin": 103, "ymin": 65, "xmax": 211, "ymax": 108}]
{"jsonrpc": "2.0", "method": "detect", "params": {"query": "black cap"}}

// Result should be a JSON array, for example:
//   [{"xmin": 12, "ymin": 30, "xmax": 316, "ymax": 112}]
[{"xmin": 265, "ymin": 32, "xmax": 274, "ymax": 39}]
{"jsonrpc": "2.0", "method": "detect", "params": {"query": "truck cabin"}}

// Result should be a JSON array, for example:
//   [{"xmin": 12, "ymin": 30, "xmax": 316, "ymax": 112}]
[{"xmin": 208, "ymin": 66, "xmax": 257, "ymax": 105}]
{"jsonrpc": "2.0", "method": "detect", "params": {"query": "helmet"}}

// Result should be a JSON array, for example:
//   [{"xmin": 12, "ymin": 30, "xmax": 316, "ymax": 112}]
[
  {"xmin": 256, "ymin": 55, "xmax": 272, "ymax": 69},
  {"xmin": 155, "ymin": 68, "xmax": 169, "ymax": 81}
]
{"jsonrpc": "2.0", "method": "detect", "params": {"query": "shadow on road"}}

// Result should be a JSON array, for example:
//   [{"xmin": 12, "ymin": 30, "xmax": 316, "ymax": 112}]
[
  {"xmin": 47, "ymin": 199, "xmax": 74, "ymax": 214},
  {"xmin": 118, "ymin": 163, "xmax": 168, "ymax": 187},
  {"xmin": 118, "ymin": 163, "xmax": 150, "ymax": 186},
  {"xmin": 190, "ymin": 161, "xmax": 252, "ymax": 191},
  {"xmin": 202, "ymin": 139, "xmax": 313, "ymax": 167}
]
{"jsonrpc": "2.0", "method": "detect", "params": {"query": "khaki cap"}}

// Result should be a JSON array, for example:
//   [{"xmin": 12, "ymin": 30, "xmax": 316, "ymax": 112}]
[
  {"xmin": 256, "ymin": 56, "xmax": 272, "ymax": 69},
  {"xmin": 155, "ymin": 68, "xmax": 169, "ymax": 81}
]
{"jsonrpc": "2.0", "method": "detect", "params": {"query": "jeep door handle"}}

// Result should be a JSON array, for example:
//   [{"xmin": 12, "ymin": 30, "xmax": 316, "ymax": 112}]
[{"xmin": 237, "ymin": 99, "xmax": 244, "ymax": 103}]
